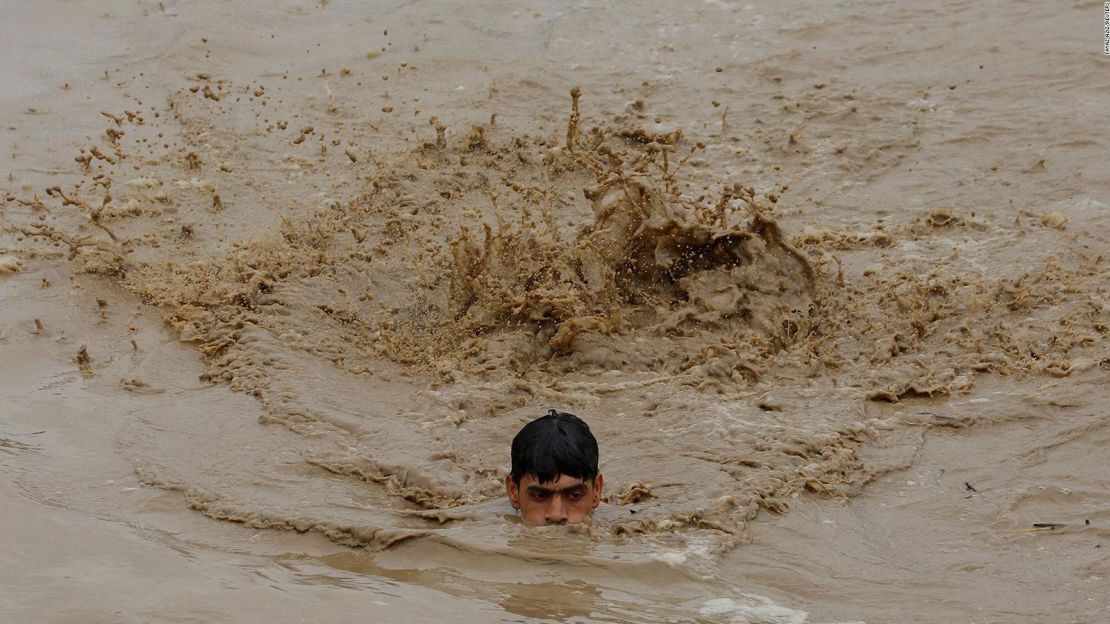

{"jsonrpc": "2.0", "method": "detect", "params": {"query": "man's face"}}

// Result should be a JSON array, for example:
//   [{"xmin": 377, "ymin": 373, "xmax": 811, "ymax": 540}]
[{"xmin": 505, "ymin": 473, "xmax": 603, "ymax": 526}]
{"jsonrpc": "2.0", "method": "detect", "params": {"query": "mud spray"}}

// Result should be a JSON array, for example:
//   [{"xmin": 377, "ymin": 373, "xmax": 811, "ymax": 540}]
[{"xmin": 2, "ymin": 2, "xmax": 1107, "ymax": 622}]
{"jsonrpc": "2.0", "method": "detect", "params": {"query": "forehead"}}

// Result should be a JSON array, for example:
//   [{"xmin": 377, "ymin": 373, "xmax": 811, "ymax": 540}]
[{"xmin": 519, "ymin": 474, "xmax": 589, "ymax": 489}]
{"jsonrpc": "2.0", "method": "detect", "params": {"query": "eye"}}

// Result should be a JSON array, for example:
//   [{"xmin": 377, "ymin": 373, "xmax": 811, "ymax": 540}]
[
  {"xmin": 566, "ymin": 491, "xmax": 584, "ymax": 501},
  {"xmin": 533, "ymin": 491, "xmax": 552, "ymax": 500}
]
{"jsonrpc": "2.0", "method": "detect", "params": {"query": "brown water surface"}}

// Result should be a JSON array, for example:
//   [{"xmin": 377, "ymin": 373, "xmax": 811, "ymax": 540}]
[{"xmin": 2, "ymin": 1, "xmax": 1107, "ymax": 622}]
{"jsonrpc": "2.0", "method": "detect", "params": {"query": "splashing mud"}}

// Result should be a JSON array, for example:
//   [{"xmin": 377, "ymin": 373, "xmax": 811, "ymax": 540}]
[
  {"xmin": 2, "ymin": 1, "xmax": 1108, "ymax": 621},
  {"xmin": 7, "ymin": 75, "xmax": 1103, "ymax": 557}
]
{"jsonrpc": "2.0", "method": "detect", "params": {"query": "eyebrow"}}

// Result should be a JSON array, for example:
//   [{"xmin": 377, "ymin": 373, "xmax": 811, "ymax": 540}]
[{"xmin": 527, "ymin": 482, "xmax": 588, "ymax": 495}]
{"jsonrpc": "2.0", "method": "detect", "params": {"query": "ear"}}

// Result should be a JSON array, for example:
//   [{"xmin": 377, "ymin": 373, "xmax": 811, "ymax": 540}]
[
  {"xmin": 592, "ymin": 474, "xmax": 604, "ymax": 508},
  {"xmin": 505, "ymin": 475, "xmax": 521, "ymax": 509}
]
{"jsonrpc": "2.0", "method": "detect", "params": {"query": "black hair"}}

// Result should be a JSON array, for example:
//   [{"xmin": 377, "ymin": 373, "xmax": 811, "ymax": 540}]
[{"xmin": 510, "ymin": 409, "xmax": 599, "ymax": 484}]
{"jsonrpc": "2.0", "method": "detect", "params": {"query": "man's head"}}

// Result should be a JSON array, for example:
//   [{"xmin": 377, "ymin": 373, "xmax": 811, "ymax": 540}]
[{"xmin": 505, "ymin": 409, "xmax": 603, "ymax": 526}]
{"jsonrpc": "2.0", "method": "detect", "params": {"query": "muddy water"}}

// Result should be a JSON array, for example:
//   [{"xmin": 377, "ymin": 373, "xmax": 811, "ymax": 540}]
[{"xmin": 2, "ymin": 1, "xmax": 1108, "ymax": 622}]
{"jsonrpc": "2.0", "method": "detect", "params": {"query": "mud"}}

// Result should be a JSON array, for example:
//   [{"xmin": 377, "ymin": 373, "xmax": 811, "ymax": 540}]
[{"xmin": 2, "ymin": 1, "xmax": 1108, "ymax": 622}]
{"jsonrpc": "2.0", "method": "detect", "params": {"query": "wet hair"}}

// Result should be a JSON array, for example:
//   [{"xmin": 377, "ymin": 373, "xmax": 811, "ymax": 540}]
[{"xmin": 510, "ymin": 409, "xmax": 599, "ymax": 484}]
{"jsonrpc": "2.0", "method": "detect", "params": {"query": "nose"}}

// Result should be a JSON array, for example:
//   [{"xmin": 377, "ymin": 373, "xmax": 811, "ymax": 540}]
[{"xmin": 545, "ymin": 496, "xmax": 568, "ymax": 524}]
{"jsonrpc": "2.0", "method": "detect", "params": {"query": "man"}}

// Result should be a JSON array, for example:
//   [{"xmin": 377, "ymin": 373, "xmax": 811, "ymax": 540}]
[{"xmin": 505, "ymin": 409, "xmax": 604, "ymax": 526}]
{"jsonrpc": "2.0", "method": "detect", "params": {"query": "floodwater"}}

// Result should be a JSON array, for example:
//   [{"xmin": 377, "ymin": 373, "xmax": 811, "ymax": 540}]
[{"xmin": 1, "ymin": 1, "xmax": 1107, "ymax": 622}]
